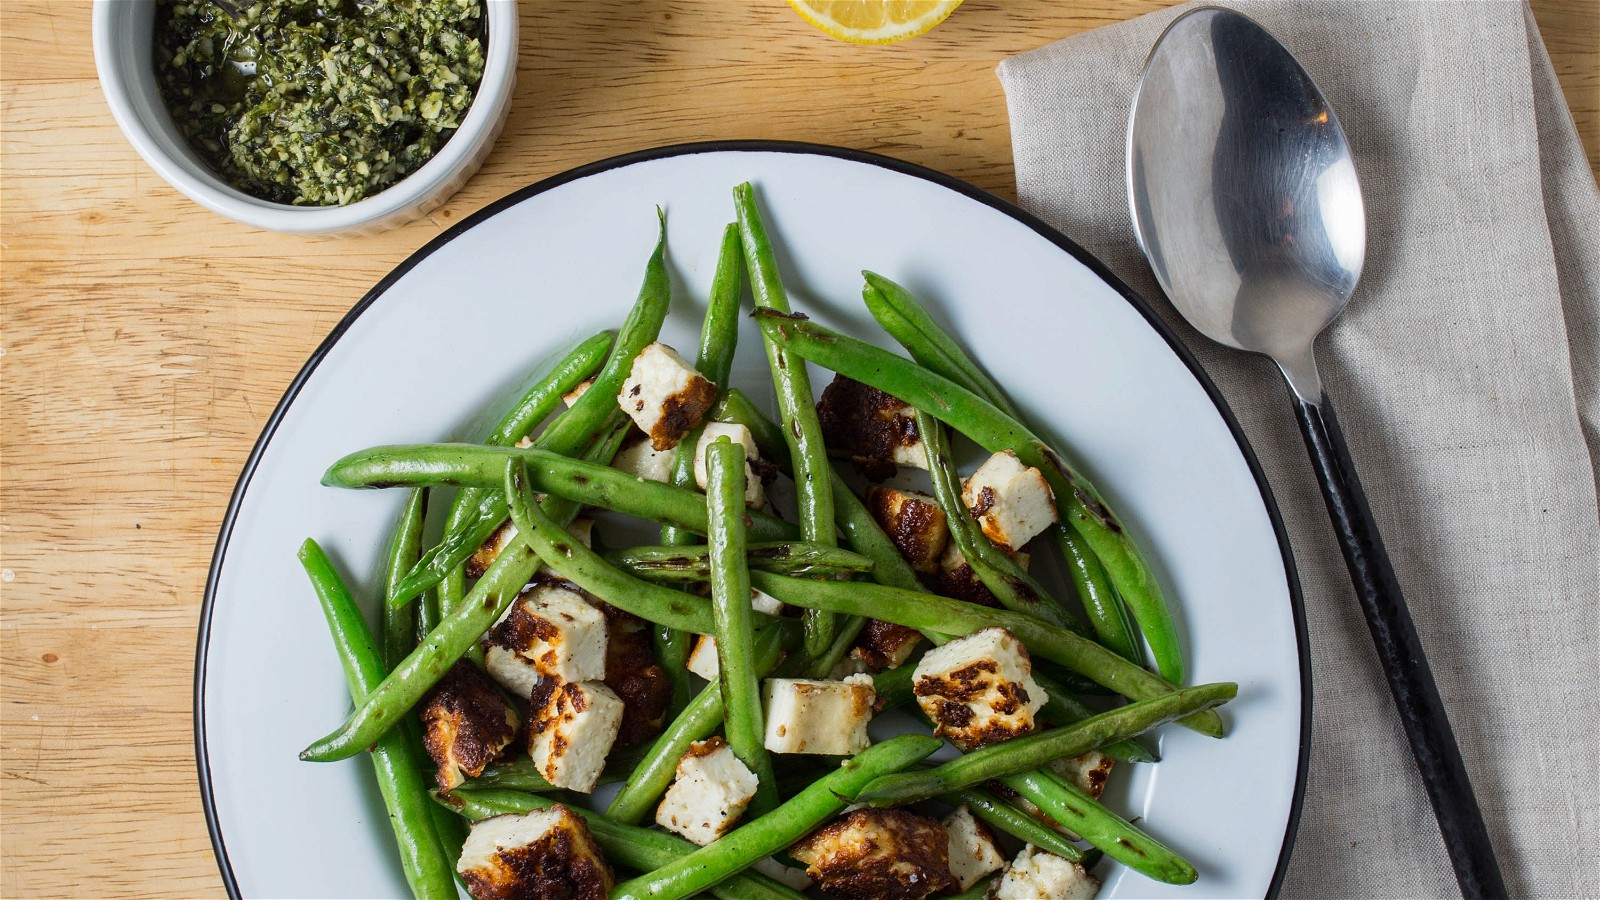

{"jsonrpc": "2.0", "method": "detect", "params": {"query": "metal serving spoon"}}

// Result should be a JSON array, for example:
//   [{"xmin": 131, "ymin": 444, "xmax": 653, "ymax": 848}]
[{"xmin": 1127, "ymin": 8, "xmax": 1505, "ymax": 897}]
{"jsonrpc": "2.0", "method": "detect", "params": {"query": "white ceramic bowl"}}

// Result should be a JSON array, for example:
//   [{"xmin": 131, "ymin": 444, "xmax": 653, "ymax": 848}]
[{"xmin": 92, "ymin": 0, "xmax": 518, "ymax": 236}]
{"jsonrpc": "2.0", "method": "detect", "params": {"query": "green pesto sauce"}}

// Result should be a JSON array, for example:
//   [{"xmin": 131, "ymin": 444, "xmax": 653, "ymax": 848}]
[{"xmin": 154, "ymin": 0, "xmax": 485, "ymax": 207}]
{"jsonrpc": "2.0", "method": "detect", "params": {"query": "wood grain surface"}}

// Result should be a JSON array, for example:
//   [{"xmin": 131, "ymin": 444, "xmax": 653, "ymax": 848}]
[{"xmin": 2, "ymin": 1, "xmax": 1595, "ymax": 896}]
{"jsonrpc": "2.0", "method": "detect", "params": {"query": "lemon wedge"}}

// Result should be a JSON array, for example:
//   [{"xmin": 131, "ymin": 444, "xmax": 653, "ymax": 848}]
[{"xmin": 787, "ymin": 0, "xmax": 963, "ymax": 45}]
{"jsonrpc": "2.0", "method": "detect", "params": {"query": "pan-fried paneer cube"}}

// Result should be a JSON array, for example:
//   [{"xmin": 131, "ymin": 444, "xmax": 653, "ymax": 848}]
[
  {"xmin": 469, "ymin": 517, "xmax": 593, "ymax": 581},
  {"xmin": 654, "ymin": 736, "xmax": 759, "ymax": 845},
  {"xmin": 912, "ymin": 627, "xmax": 1045, "ymax": 751},
  {"xmin": 750, "ymin": 588, "xmax": 785, "ymax": 617},
  {"xmin": 482, "ymin": 584, "xmax": 608, "ymax": 698},
  {"xmin": 943, "ymin": 805, "xmax": 1006, "ymax": 890},
  {"xmin": 527, "ymin": 680, "xmax": 624, "ymax": 793},
  {"xmin": 420, "ymin": 662, "xmax": 519, "ymax": 791},
  {"xmin": 816, "ymin": 376, "xmax": 929, "ymax": 479},
  {"xmin": 789, "ymin": 808, "xmax": 954, "ymax": 899},
  {"xmin": 611, "ymin": 437, "xmax": 674, "ymax": 483},
  {"xmin": 617, "ymin": 343, "xmax": 717, "ymax": 451},
  {"xmin": 598, "ymin": 604, "xmax": 671, "ymax": 748},
  {"xmin": 961, "ymin": 450, "xmax": 1058, "ymax": 552},
  {"xmin": 865, "ymin": 487, "xmax": 949, "ymax": 574},
  {"xmin": 929, "ymin": 544, "xmax": 1003, "ymax": 608},
  {"xmin": 762, "ymin": 675, "xmax": 875, "ymax": 755},
  {"xmin": 850, "ymin": 619, "xmax": 924, "ymax": 671},
  {"xmin": 686, "ymin": 633, "xmax": 720, "ymax": 682},
  {"xmin": 563, "ymin": 376, "xmax": 597, "ymax": 408},
  {"xmin": 683, "ymin": 590, "xmax": 786, "ymax": 682},
  {"xmin": 993, "ymin": 846, "xmax": 1101, "ymax": 899},
  {"xmin": 457, "ymin": 804, "xmax": 614, "ymax": 900},
  {"xmin": 1051, "ymin": 750, "xmax": 1115, "ymax": 800},
  {"xmin": 693, "ymin": 423, "xmax": 765, "ymax": 507},
  {"xmin": 467, "ymin": 519, "xmax": 521, "ymax": 580}
]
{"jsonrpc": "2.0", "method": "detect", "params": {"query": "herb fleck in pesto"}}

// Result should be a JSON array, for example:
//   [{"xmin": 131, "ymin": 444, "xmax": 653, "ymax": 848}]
[{"xmin": 154, "ymin": 0, "xmax": 486, "ymax": 207}]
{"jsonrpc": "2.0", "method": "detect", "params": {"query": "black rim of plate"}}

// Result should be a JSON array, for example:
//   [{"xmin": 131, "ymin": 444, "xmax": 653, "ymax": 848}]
[{"xmin": 196, "ymin": 139, "xmax": 1311, "ymax": 899}]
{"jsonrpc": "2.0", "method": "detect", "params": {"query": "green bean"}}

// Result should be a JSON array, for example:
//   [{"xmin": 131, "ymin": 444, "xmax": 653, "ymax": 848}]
[
  {"xmin": 947, "ymin": 786, "xmax": 1086, "ymax": 862},
  {"xmin": 607, "ymin": 625, "xmax": 788, "ymax": 824},
  {"xmin": 734, "ymin": 183, "xmax": 838, "ymax": 657},
  {"xmin": 436, "ymin": 330, "xmax": 614, "ymax": 571},
  {"xmin": 505, "ymin": 459, "xmax": 714, "ymax": 634},
  {"xmin": 441, "ymin": 788, "xmax": 806, "ymax": 900},
  {"xmin": 429, "ymin": 568, "xmax": 458, "ymax": 643},
  {"xmin": 862, "ymin": 271, "xmax": 1021, "ymax": 420},
  {"xmin": 659, "ymin": 224, "xmax": 747, "ymax": 711},
  {"xmin": 853, "ymin": 682, "xmax": 1236, "ymax": 807},
  {"xmin": 706, "ymin": 438, "xmax": 780, "ymax": 816},
  {"xmin": 919, "ymin": 408, "xmax": 1086, "ymax": 633},
  {"xmin": 377, "ymin": 490, "xmax": 468, "ymax": 867},
  {"xmin": 604, "ymin": 542, "xmax": 873, "ymax": 582},
  {"xmin": 664, "ymin": 221, "xmax": 745, "ymax": 546},
  {"xmin": 325, "ymin": 444, "xmax": 800, "ymax": 554},
  {"xmin": 1001, "ymin": 768, "xmax": 1196, "ymax": 884},
  {"xmin": 393, "ymin": 218, "xmax": 673, "ymax": 604},
  {"xmin": 300, "ymin": 531, "xmax": 540, "ymax": 762},
  {"xmin": 486, "ymin": 331, "xmax": 616, "ymax": 449},
  {"xmin": 1032, "ymin": 669, "xmax": 1158, "ymax": 765},
  {"xmin": 540, "ymin": 210, "xmax": 671, "ymax": 456},
  {"xmin": 382, "ymin": 489, "xmax": 428, "ymax": 671},
  {"xmin": 654, "ymin": 621, "xmax": 694, "ymax": 720},
  {"xmin": 1054, "ymin": 524, "xmax": 1144, "ymax": 663},
  {"xmin": 296, "ymin": 540, "xmax": 456, "ymax": 899},
  {"xmin": 754, "ymin": 310, "xmax": 1186, "ymax": 684},
  {"xmin": 609, "ymin": 733, "xmax": 944, "ymax": 900},
  {"xmin": 749, "ymin": 572, "xmax": 1222, "ymax": 737}
]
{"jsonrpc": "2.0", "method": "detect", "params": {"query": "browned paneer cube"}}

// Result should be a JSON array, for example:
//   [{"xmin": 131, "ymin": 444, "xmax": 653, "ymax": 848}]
[
  {"xmin": 912, "ymin": 627, "xmax": 1045, "ymax": 751},
  {"xmin": 850, "ymin": 618, "xmax": 925, "ymax": 672},
  {"xmin": 467, "ymin": 519, "xmax": 519, "ymax": 580},
  {"xmin": 1052, "ymin": 750, "xmax": 1115, "ymax": 800},
  {"xmin": 456, "ymin": 804, "xmax": 614, "ymax": 900},
  {"xmin": 616, "ymin": 342, "xmax": 717, "ymax": 451},
  {"xmin": 865, "ymin": 486, "xmax": 949, "ymax": 574},
  {"xmin": 419, "ymin": 662, "xmax": 519, "ymax": 790},
  {"xmin": 597, "ymin": 603, "xmax": 671, "ymax": 747},
  {"xmin": 789, "ymin": 808, "xmax": 955, "ymax": 900},
  {"xmin": 816, "ymin": 375, "xmax": 927, "ymax": 479},
  {"xmin": 927, "ymin": 543, "xmax": 1003, "ymax": 608}
]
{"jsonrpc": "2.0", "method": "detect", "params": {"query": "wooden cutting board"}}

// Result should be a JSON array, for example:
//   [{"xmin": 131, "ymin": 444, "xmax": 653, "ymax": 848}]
[{"xmin": 2, "ymin": 1, "xmax": 1594, "ymax": 895}]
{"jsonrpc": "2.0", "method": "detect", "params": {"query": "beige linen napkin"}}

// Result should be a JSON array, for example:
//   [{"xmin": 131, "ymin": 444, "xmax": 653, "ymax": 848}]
[{"xmin": 998, "ymin": 2, "xmax": 1599, "ymax": 897}]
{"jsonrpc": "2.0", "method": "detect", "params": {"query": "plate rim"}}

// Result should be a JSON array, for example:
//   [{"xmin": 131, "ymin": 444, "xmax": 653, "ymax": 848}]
[{"xmin": 195, "ymin": 139, "xmax": 1311, "ymax": 899}]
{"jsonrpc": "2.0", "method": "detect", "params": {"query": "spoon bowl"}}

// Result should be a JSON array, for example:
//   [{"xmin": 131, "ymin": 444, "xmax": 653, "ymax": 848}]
[
  {"xmin": 1127, "ymin": 8, "xmax": 1506, "ymax": 897},
  {"xmin": 1128, "ymin": 5, "xmax": 1364, "ymax": 400}
]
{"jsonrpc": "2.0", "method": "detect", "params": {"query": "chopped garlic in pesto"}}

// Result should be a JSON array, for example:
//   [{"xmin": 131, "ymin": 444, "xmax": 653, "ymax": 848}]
[{"xmin": 154, "ymin": 0, "xmax": 486, "ymax": 207}]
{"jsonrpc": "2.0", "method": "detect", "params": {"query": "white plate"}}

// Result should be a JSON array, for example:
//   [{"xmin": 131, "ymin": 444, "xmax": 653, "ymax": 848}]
[{"xmin": 198, "ymin": 143, "xmax": 1308, "ymax": 899}]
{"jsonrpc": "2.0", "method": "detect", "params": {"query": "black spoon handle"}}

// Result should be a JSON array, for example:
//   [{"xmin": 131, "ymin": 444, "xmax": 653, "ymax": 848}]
[{"xmin": 1294, "ymin": 392, "xmax": 1506, "ymax": 899}]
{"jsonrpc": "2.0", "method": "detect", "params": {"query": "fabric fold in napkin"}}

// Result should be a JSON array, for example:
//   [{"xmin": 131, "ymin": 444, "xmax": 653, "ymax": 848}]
[{"xmin": 998, "ymin": 2, "xmax": 1598, "ymax": 897}]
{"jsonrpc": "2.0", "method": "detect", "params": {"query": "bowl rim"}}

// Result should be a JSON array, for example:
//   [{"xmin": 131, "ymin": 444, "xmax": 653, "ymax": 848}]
[{"xmin": 91, "ymin": 0, "xmax": 518, "ymax": 233}]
